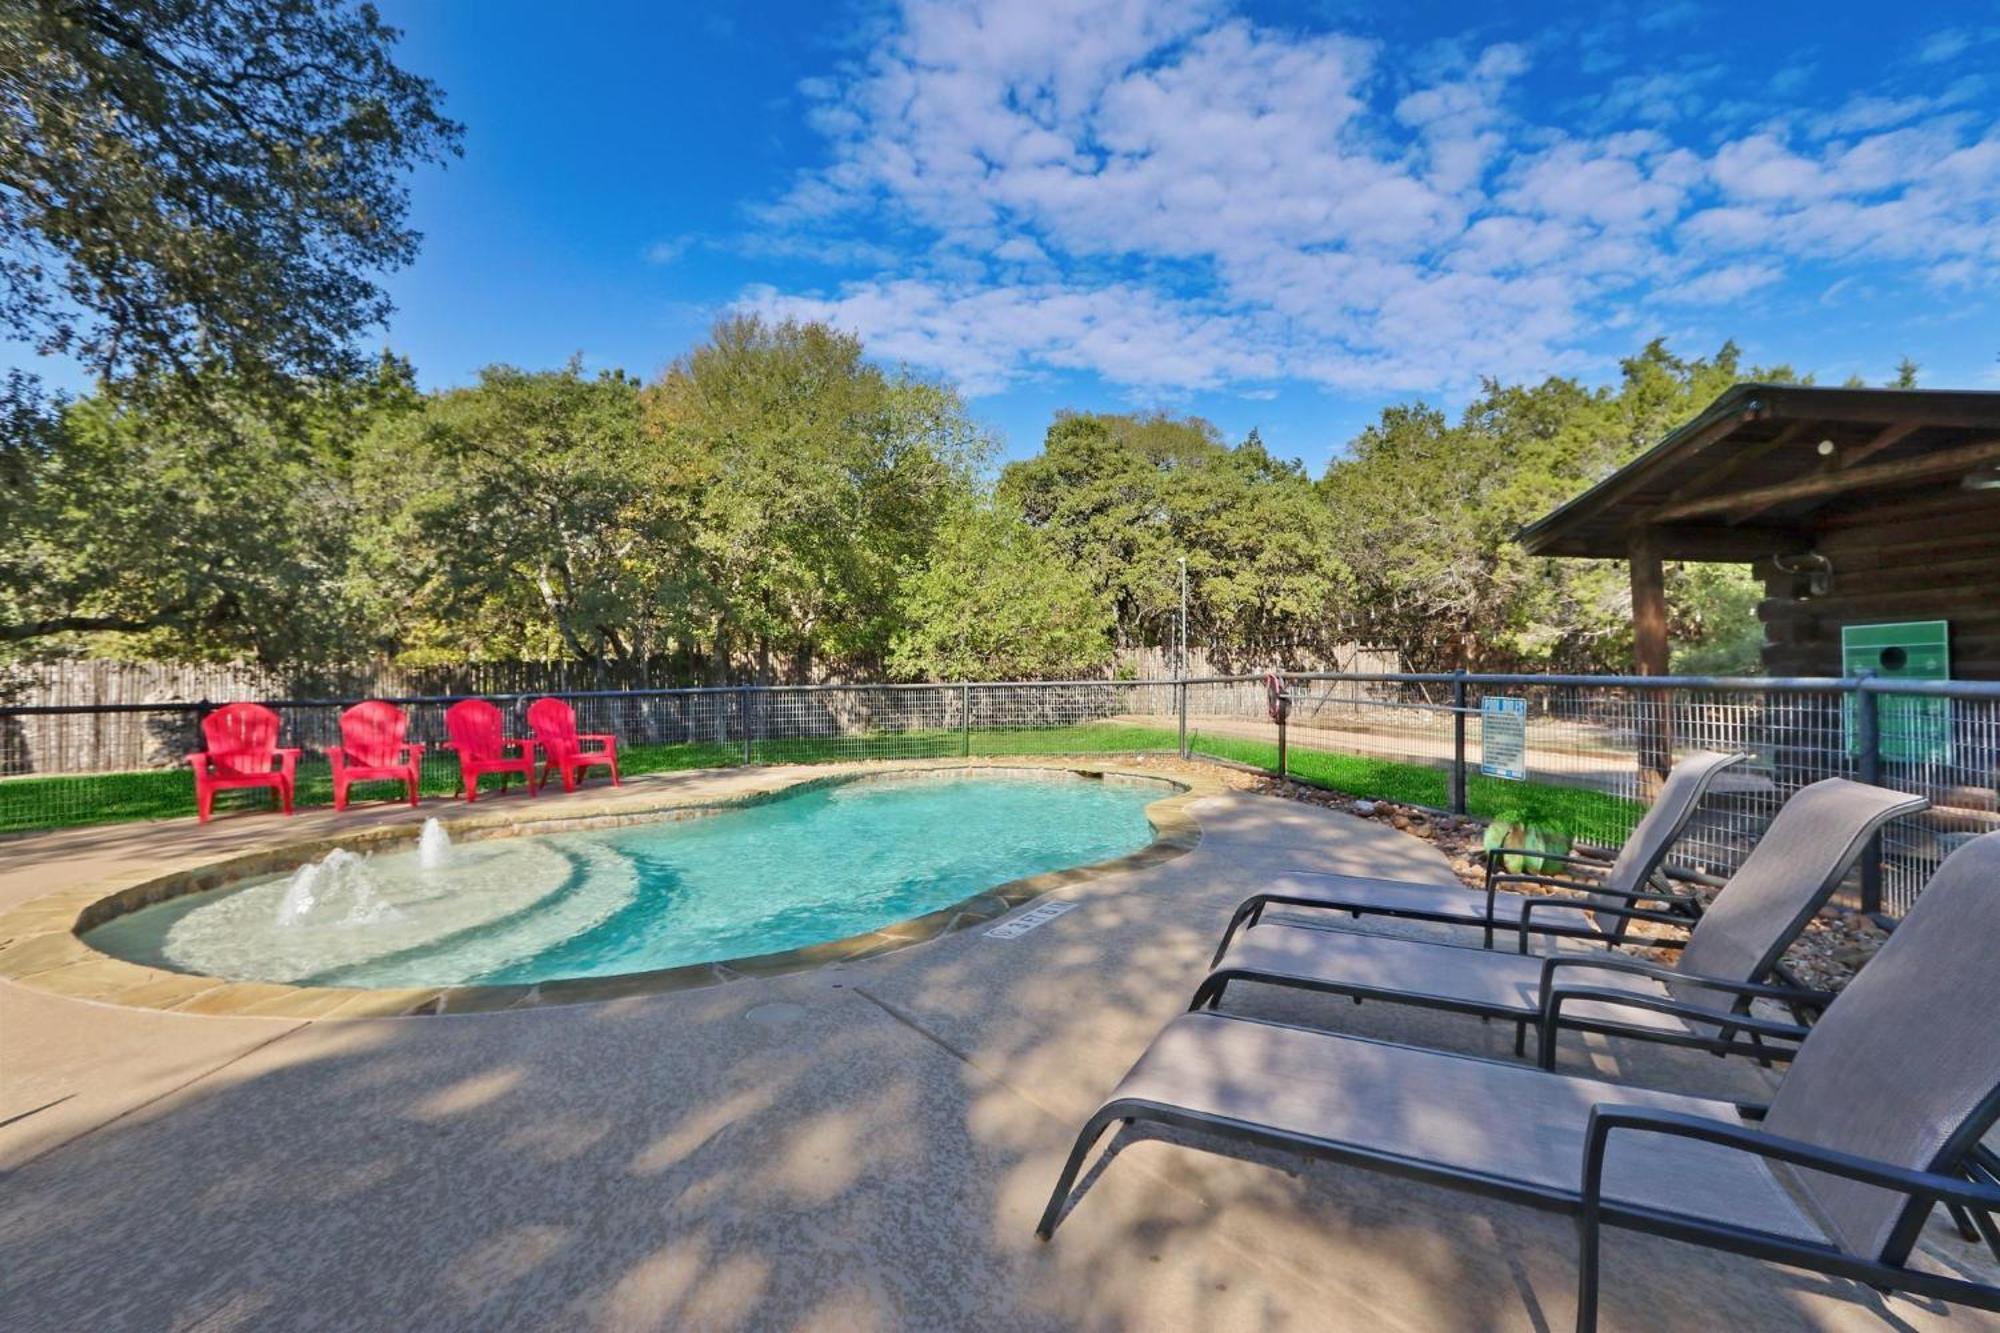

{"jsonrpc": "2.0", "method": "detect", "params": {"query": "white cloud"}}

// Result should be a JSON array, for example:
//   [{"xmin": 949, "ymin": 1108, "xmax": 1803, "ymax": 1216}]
[
  {"xmin": 644, "ymin": 237, "xmax": 693, "ymax": 265},
  {"xmin": 1916, "ymin": 29, "xmax": 1971, "ymax": 64},
  {"xmin": 732, "ymin": 0, "xmax": 2000, "ymax": 398},
  {"xmin": 1655, "ymin": 262, "xmax": 1783, "ymax": 305},
  {"xmin": 739, "ymin": 277, "xmax": 1279, "ymax": 395}
]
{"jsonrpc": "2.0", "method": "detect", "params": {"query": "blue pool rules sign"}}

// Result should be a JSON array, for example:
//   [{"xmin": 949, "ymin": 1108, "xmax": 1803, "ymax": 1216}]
[{"xmin": 1480, "ymin": 697, "xmax": 1528, "ymax": 781}]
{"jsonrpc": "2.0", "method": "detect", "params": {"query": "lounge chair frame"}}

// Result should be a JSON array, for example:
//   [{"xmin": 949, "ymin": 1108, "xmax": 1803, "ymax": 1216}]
[
  {"xmin": 1210, "ymin": 750, "xmax": 1747, "ymax": 960},
  {"xmin": 1191, "ymin": 929, "xmax": 1816, "ymax": 1065},
  {"xmin": 1035, "ymin": 1018, "xmax": 2000, "ymax": 1331},
  {"xmin": 1212, "ymin": 861, "xmax": 1697, "ymax": 967},
  {"xmin": 1198, "ymin": 778, "xmax": 1922, "ymax": 1069}
]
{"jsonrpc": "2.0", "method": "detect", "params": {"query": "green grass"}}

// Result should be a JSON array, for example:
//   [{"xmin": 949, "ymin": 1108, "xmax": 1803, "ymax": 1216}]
[
  {"xmin": 0, "ymin": 720, "xmax": 1640, "ymax": 840},
  {"xmin": 1182, "ymin": 729, "xmax": 1644, "ymax": 843}
]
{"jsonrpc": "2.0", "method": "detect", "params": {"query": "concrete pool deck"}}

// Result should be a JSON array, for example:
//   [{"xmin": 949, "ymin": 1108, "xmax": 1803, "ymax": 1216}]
[{"xmin": 0, "ymin": 761, "xmax": 1992, "ymax": 1330}]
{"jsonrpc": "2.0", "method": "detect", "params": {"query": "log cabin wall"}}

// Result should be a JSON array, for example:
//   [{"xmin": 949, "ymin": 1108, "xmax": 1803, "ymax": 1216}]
[{"xmin": 1758, "ymin": 485, "xmax": 2000, "ymax": 678}]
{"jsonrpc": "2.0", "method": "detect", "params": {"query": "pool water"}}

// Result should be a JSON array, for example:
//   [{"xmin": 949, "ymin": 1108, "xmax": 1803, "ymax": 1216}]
[{"xmin": 85, "ymin": 772, "xmax": 1166, "ymax": 989}]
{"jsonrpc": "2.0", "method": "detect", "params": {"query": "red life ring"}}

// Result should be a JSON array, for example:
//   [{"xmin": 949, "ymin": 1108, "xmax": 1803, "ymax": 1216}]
[{"xmin": 1264, "ymin": 671, "xmax": 1289, "ymax": 723}]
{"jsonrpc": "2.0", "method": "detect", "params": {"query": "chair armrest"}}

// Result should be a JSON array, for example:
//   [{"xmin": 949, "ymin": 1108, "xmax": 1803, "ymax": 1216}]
[
  {"xmin": 403, "ymin": 743, "xmax": 426, "ymax": 763},
  {"xmin": 1487, "ymin": 871, "xmax": 1608, "ymax": 895},
  {"xmin": 1483, "ymin": 848, "xmax": 1611, "ymax": 880},
  {"xmin": 325, "ymin": 746, "xmax": 347, "ymax": 772},
  {"xmin": 1537, "ymin": 954, "xmax": 1833, "ymax": 1007},
  {"xmin": 1517, "ymin": 899, "xmax": 1694, "ymax": 953},
  {"xmin": 1213, "ymin": 888, "xmax": 1412, "ymax": 965},
  {"xmin": 275, "ymin": 748, "xmax": 302, "ymax": 777},
  {"xmin": 1228, "ymin": 889, "xmax": 1378, "ymax": 925},
  {"xmin": 1583, "ymin": 1105, "xmax": 2000, "ymax": 1214},
  {"xmin": 1485, "ymin": 870, "xmax": 1598, "ymax": 936},
  {"xmin": 185, "ymin": 751, "xmax": 212, "ymax": 774},
  {"xmin": 1492, "ymin": 873, "xmax": 1700, "ymax": 909},
  {"xmin": 579, "ymin": 732, "xmax": 617, "ymax": 745},
  {"xmin": 1542, "ymin": 985, "xmax": 1811, "ymax": 1065},
  {"xmin": 1522, "ymin": 848, "xmax": 1615, "ymax": 870}
]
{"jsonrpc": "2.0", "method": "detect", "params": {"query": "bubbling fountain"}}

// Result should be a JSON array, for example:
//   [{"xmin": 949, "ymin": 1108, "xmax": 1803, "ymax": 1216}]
[
  {"xmin": 417, "ymin": 817, "xmax": 452, "ymax": 870},
  {"xmin": 273, "ymin": 849, "xmax": 403, "ymax": 927}
]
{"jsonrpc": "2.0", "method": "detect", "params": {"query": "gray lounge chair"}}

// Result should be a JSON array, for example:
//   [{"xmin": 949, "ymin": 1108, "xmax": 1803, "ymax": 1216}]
[
  {"xmin": 1212, "ymin": 750, "xmax": 1747, "ymax": 960},
  {"xmin": 1038, "ymin": 832, "xmax": 2000, "ymax": 1330},
  {"xmin": 1197, "ymin": 778, "xmax": 1926, "ymax": 1067}
]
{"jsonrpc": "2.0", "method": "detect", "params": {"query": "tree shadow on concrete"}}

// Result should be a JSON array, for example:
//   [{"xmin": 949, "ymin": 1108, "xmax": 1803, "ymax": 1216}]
[{"xmin": 0, "ymin": 790, "xmax": 1981, "ymax": 1331}]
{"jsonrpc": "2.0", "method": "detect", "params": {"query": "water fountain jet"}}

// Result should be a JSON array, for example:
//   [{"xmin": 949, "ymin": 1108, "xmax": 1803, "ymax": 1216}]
[{"xmin": 417, "ymin": 817, "xmax": 452, "ymax": 870}]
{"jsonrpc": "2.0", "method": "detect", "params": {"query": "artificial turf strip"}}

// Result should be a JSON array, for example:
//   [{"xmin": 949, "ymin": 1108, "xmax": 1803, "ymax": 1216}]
[{"xmin": 0, "ymin": 722, "xmax": 1641, "ymax": 841}]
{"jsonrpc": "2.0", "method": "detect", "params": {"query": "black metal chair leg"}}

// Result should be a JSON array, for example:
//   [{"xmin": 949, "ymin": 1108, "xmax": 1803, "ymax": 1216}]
[
  {"xmin": 1574, "ymin": 1210, "xmax": 1601, "ymax": 1332},
  {"xmin": 1747, "ymin": 1029, "xmax": 1773, "ymax": 1069},
  {"xmin": 1036, "ymin": 1108, "xmax": 1123, "ymax": 1239},
  {"xmin": 1188, "ymin": 976, "xmax": 1228, "ymax": 1012},
  {"xmin": 1210, "ymin": 907, "xmax": 1249, "ymax": 969}
]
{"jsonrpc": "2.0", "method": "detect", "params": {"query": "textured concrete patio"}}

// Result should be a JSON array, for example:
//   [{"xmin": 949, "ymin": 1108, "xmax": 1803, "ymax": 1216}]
[{"xmin": 0, "ymin": 763, "xmax": 1991, "ymax": 1331}]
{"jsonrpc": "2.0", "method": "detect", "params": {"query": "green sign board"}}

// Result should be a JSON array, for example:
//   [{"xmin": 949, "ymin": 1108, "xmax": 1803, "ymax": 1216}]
[{"xmin": 1842, "ymin": 620, "xmax": 1950, "ymax": 764}]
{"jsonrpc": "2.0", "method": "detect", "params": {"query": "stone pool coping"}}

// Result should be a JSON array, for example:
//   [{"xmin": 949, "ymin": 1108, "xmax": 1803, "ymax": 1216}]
[{"xmin": 0, "ymin": 759, "xmax": 1218, "ymax": 1018}]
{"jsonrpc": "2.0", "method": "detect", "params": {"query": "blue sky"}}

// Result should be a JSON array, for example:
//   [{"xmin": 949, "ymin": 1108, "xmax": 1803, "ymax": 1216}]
[{"xmin": 64, "ymin": 2, "xmax": 2000, "ymax": 467}]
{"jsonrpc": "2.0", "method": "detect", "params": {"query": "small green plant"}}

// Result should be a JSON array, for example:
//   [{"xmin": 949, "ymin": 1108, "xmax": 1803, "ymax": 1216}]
[{"xmin": 1482, "ymin": 809, "xmax": 1574, "ymax": 875}]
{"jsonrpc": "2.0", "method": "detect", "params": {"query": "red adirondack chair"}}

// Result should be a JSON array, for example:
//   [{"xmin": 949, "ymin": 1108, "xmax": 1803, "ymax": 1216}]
[
  {"xmin": 443, "ymin": 699, "xmax": 540, "ymax": 802},
  {"xmin": 187, "ymin": 702, "xmax": 301, "ymax": 822},
  {"xmin": 326, "ymin": 700, "xmax": 425, "ymax": 811},
  {"xmin": 526, "ymin": 697, "xmax": 620, "ymax": 793}
]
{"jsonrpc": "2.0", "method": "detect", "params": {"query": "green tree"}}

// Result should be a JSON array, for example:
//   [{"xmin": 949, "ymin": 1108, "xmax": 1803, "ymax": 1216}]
[
  {"xmin": 887, "ymin": 498, "xmax": 1113, "ymax": 681},
  {"xmin": 999, "ymin": 411, "xmax": 1344, "ymax": 665},
  {"xmin": 643, "ymin": 316, "xmax": 987, "ymax": 679},
  {"xmin": 0, "ymin": 0, "xmax": 460, "ymax": 399},
  {"xmin": 351, "ymin": 362, "xmax": 665, "ymax": 668},
  {"xmin": 1320, "ymin": 341, "xmax": 1794, "ymax": 672},
  {"xmin": 0, "ymin": 359, "xmax": 414, "ymax": 660}
]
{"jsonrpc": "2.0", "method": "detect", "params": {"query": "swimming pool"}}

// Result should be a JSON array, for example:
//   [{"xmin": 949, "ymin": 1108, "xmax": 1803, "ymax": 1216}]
[{"xmin": 84, "ymin": 771, "xmax": 1169, "ymax": 989}]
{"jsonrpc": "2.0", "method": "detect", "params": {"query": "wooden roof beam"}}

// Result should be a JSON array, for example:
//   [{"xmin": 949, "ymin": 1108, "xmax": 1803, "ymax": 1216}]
[
  {"xmin": 1836, "ymin": 420, "xmax": 1922, "ymax": 469},
  {"xmin": 1728, "ymin": 421, "xmax": 1924, "ymax": 522},
  {"xmin": 1644, "ymin": 523, "xmax": 1814, "ymax": 561},
  {"xmin": 1653, "ymin": 438, "xmax": 2000, "ymax": 523},
  {"xmin": 1644, "ymin": 420, "xmax": 1814, "ymax": 519}
]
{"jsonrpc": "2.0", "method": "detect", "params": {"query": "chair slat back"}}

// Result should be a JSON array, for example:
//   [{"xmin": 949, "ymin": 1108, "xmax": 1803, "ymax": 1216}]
[
  {"xmin": 339, "ymin": 701, "xmax": 410, "ymax": 768},
  {"xmin": 1763, "ymin": 831, "xmax": 2000, "ymax": 1263},
  {"xmin": 445, "ymin": 700, "xmax": 508, "ymax": 761},
  {"xmin": 1669, "ymin": 779, "xmax": 1926, "ymax": 1011},
  {"xmin": 1590, "ymin": 750, "xmax": 1746, "ymax": 937},
  {"xmin": 202, "ymin": 702, "xmax": 281, "ymax": 777},
  {"xmin": 526, "ymin": 698, "xmax": 579, "ymax": 757}
]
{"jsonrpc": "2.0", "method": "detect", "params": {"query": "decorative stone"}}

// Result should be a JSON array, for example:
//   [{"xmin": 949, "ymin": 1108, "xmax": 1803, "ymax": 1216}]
[{"xmin": 1352, "ymin": 800, "xmax": 1377, "ymax": 817}]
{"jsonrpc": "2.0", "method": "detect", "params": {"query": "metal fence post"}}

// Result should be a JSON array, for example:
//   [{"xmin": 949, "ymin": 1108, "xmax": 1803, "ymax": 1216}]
[
  {"xmin": 740, "ymin": 684, "xmax": 754, "ymax": 766},
  {"xmin": 961, "ymin": 681, "xmax": 972, "ymax": 757},
  {"xmin": 1177, "ymin": 678, "xmax": 1189, "ymax": 759},
  {"xmin": 1450, "ymin": 669, "xmax": 1468, "ymax": 815},
  {"xmin": 1854, "ymin": 674, "xmax": 1884, "ymax": 916}
]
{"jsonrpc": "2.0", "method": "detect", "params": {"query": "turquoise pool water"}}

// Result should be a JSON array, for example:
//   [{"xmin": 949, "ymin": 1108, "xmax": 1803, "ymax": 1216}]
[{"xmin": 85, "ymin": 772, "xmax": 1167, "ymax": 989}]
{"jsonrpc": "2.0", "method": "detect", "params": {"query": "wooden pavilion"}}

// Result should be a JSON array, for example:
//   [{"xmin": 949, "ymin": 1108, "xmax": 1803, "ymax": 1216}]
[{"xmin": 1518, "ymin": 384, "xmax": 2000, "ymax": 680}]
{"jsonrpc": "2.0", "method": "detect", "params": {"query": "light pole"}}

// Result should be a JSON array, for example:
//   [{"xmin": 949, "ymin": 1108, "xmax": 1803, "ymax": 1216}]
[
  {"xmin": 1177, "ymin": 557, "xmax": 1188, "ymax": 678},
  {"xmin": 1176, "ymin": 556, "xmax": 1189, "ymax": 760}
]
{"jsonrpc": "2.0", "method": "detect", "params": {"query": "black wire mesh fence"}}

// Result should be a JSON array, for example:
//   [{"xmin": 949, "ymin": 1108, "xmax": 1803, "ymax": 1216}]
[{"xmin": 6, "ymin": 670, "xmax": 1995, "ymax": 916}]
